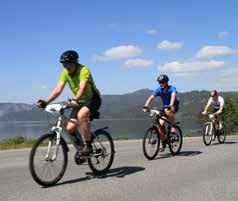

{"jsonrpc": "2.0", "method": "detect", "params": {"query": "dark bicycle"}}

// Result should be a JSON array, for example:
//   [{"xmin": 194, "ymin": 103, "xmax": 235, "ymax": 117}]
[
  {"xmin": 143, "ymin": 108, "xmax": 183, "ymax": 160},
  {"xmin": 29, "ymin": 102, "xmax": 115, "ymax": 187},
  {"xmin": 202, "ymin": 113, "xmax": 226, "ymax": 146}
]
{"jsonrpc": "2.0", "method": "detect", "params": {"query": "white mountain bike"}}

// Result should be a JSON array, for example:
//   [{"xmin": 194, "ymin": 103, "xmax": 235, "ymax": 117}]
[
  {"xmin": 29, "ymin": 102, "xmax": 115, "ymax": 187},
  {"xmin": 202, "ymin": 113, "xmax": 226, "ymax": 146}
]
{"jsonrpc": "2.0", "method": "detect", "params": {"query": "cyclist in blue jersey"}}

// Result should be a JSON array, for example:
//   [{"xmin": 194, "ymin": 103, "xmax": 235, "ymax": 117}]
[{"xmin": 143, "ymin": 74, "xmax": 179, "ymax": 151}]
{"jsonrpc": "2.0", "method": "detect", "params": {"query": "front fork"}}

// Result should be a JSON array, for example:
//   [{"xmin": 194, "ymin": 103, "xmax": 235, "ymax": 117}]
[{"xmin": 45, "ymin": 126, "xmax": 62, "ymax": 161}]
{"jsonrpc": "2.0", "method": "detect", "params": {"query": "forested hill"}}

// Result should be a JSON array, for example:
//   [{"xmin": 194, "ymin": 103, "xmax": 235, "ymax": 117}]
[{"xmin": 0, "ymin": 89, "xmax": 238, "ymax": 133}]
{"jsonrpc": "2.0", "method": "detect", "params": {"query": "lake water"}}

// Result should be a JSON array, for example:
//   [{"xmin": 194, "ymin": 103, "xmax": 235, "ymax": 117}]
[{"xmin": 0, "ymin": 119, "xmax": 202, "ymax": 140}]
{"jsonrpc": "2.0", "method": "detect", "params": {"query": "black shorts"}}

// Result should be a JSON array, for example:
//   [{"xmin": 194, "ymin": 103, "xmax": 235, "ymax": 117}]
[
  {"xmin": 164, "ymin": 103, "xmax": 179, "ymax": 114},
  {"xmin": 213, "ymin": 108, "xmax": 225, "ymax": 114},
  {"xmin": 70, "ymin": 92, "xmax": 101, "ymax": 120},
  {"xmin": 174, "ymin": 103, "xmax": 179, "ymax": 113}
]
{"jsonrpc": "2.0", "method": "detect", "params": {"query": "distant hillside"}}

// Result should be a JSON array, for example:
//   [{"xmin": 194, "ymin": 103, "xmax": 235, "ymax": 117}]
[
  {"xmin": 0, "ymin": 103, "xmax": 31, "ymax": 117},
  {"xmin": 0, "ymin": 90, "xmax": 238, "ymax": 129}
]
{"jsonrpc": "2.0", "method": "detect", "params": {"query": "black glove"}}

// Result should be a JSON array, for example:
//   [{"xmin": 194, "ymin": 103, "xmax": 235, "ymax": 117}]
[
  {"xmin": 143, "ymin": 106, "xmax": 149, "ymax": 112},
  {"xmin": 167, "ymin": 105, "xmax": 171, "ymax": 110},
  {"xmin": 167, "ymin": 105, "xmax": 174, "ymax": 110},
  {"xmin": 37, "ymin": 99, "xmax": 47, "ymax": 109}
]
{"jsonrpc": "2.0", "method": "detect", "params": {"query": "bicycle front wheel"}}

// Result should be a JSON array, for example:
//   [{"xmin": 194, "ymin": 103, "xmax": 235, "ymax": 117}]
[
  {"xmin": 218, "ymin": 123, "xmax": 226, "ymax": 144},
  {"xmin": 168, "ymin": 126, "xmax": 183, "ymax": 155},
  {"xmin": 29, "ymin": 133, "xmax": 68, "ymax": 187},
  {"xmin": 203, "ymin": 123, "xmax": 213, "ymax": 146},
  {"xmin": 142, "ymin": 127, "xmax": 160, "ymax": 160},
  {"xmin": 88, "ymin": 130, "xmax": 115, "ymax": 175}
]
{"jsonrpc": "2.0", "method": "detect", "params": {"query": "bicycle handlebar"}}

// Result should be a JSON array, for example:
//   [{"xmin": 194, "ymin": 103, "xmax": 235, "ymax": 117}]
[
  {"xmin": 144, "ymin": 108, "xmax": 164, "ymax": 117},
  {"xmin": 201, "ymin": 112, "xmax": 218, "ymax": 119}
]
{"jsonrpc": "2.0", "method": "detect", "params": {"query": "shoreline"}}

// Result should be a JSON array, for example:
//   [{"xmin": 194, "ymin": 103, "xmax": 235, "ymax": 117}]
[{"xmin": 1, "ymin": 133, "xmax": 237, "ymax": 151}]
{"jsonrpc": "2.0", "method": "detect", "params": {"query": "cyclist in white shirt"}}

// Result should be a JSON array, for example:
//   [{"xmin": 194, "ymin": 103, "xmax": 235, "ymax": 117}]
[{"xmin": 202, "ymin": 90, "xmax": 225, "ymax": 129}]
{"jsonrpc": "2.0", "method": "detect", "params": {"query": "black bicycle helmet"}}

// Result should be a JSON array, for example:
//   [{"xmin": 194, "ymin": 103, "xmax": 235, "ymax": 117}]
[
  {"xmin": 157, "ymin": 74, "xmax": 169, "ymax": 83},
  {"xmin": 60, "ymin": 50, "xmax": 79, "ymax": 63}
]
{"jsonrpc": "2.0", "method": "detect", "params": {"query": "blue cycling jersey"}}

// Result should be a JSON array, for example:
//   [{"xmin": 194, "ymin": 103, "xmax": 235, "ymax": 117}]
[{"xmin": 152, "ymin": 85, "xmax": 178, "ymax": 108}]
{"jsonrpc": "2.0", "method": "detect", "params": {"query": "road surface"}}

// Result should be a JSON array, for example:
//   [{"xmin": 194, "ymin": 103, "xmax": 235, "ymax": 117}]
[{"xmin": 0, "ymin": 136, "xmax": 238, "ymax": 201}]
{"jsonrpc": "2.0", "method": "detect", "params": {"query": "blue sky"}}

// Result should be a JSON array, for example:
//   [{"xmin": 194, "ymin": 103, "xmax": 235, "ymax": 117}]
[{"xmin": 0, "ymin": 0, "xmax": 237, "ymax": 103}]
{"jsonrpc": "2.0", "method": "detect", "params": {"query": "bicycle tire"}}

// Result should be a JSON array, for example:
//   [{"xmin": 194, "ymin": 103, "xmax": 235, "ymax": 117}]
[
  {"xmin": 218, "ymin": 123, "xmax": 226, "ymax": 144},
  {"xmin": 88, "ymin": 130, "xmax": 115, "ymax": 175},
  {"xmin": 142, "ymin": 127, "xmax": 160, "ymax": 160},
  {"xmin": 29, "ymin": 133, "xmax": 68, "ymax": 187},
  {"xmin": 168, "ymin": 125, "xmax": 183, "ymax": 155},
  {"xmin": 203, "ymin": 123, "xmax": 213, "ymax": 146}
]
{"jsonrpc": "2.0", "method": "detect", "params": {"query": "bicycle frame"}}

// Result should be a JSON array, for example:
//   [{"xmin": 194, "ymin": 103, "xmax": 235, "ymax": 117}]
[
  {"xmin": 45, "ymin": 103, "xmax": 109, "ymax": 161},
  {"xmin": 204, "ymin": 114, "xmax": 219, "ymax": 136},
  {"xmin": 149, "ymin": 109, "xmax": 177, "ymax": 132}
]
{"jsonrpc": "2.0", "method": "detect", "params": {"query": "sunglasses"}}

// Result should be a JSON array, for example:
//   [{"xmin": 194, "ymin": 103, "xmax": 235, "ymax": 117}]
[
  {"xmin": 62, "ymin": 62, "xmax": 74, "ymax": 69},
  {"xmin": 158, "ymin": 81, "xmax": 167, "ymax": 84}
]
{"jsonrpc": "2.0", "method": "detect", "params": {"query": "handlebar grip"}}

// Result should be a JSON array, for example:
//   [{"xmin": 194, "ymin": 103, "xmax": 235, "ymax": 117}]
[{"xmin": 37, "ymin": 99, "xmax": 47, "ymax": 109}]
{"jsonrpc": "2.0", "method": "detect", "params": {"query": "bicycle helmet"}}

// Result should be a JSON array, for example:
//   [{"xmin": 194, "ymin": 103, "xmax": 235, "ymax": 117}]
[
  {"xmin": 60, "ymin": 50, "xmax": 79, "ymax": 63},
  {"xmin": 157, "ymin": 74, "xmax": 169, "ymax": 83}
]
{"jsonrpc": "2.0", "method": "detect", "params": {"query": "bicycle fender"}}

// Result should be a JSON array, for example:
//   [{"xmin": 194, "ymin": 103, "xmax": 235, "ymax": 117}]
[{"xmin": 94, "ymin": 127, "xmax": 109, "ymax": 134}]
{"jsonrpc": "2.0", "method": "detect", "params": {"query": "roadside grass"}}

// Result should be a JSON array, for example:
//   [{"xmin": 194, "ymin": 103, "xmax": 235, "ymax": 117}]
[
  {"xmin": 0, "ymin": 135, "xmax": 36, "ymax": 150},
  {"xmin": 228, "ymin": 131, "xmax": 238, "ymax": 136},
  {"xmin": 0, "ymin": 135, "xmax": 130, "ymax": 150},
  {"xmin": 113, "ymin": 136, "xmax": 129, "ymax": 140},
  {"xmin": 183, "ymin": 133, "xmax": 190, "ymax": 137}
]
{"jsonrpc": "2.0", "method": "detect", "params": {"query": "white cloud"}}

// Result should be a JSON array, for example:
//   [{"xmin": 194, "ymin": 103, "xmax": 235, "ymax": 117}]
[
  {"xmin": 96, "ymin": 45, "xmax": 142, "ymax": 60},
  {"xmin": 146, "ymin": 29, "xmax": 158, "ymax": 35},
  {"xmin": 124, "ymin": 59, "xmax": 154, "ymax": 68},
  {"xmin": 217, "ymin": 67, "xmax": 238, "ymax": 89},
  {"xmin": 160, "ymin": 60, "xmax": 224, "ymax": 73},
  {"xmin": 217, "ymin": 31, "xmax": 230, "ymax": 39},
  {"xmin": 196, "ymin": 46, "xmax": 237, "ymax": 59},
  {"xmin": 158, "ymin": 40, "xmax": 183, "ymax": 50},
  {"xmin": 221, "ymin": 68, "xmax": 238, "ymax": 77}
]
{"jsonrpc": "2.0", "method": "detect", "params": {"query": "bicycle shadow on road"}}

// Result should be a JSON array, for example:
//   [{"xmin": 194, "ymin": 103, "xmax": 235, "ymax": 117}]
[
  {"xmin": 51, "ymin": 166, "xmax": 145, "ymax": 187},
  {"xmin": 155, "ymin": 150, "xmax": 202, "ymax": 160},
  {"xmin": 48, "ymin": 175, "xmax": 92, "ymax": 188},
  {"xmin": 85, "ymin": 166, "xmax": 145, "ymax": 179}
]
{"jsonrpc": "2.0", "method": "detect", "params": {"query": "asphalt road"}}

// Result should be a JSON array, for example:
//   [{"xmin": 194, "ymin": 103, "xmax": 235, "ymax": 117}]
[{"xmin": 0, "ymin": 136, "xmax": 238, "ymax": 201}]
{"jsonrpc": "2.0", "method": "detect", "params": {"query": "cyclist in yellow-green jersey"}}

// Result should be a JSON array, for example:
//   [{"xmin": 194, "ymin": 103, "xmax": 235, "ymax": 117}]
[{"xmin": 36, "ymin": 50, "xmax": 101, "ymax": 157}]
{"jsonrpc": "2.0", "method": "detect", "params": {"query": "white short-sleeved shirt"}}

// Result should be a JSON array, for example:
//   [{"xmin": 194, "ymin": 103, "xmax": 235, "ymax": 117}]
[{"xmin": 208, "ymin": 96, "xmax": 224, "ymax": 109}]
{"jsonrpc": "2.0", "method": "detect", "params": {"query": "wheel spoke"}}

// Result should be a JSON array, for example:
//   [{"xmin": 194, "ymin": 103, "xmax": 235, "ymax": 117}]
[
  {"xmin": 88, "ymin": 131, "xmax": 114, "ymax": 174},
  {"xmin": 29, "ymin": 133, "xmax": 68, "ymax": 186},
  {"xmin": 143, "ymin": 128, "xmax": 160, "ymax": 160}
]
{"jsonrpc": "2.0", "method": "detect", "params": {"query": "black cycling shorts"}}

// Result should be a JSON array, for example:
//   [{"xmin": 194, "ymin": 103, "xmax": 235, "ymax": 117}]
[
  {"xmin": 213, "ymin": 108, "xmax": 225, "ymax": 114},
  {"xmin": 70, "ymin": 92, "xmax": 101, "ymax": 120},
  {"xmin": 174, "ymin": 104, "xmax": 179, "ymax": 113}
]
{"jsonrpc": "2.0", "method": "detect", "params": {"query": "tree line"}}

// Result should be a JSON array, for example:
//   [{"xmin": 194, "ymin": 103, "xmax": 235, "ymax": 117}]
[{"xmin": 224, "ymin": 96, "xmax": 238, "ymax": 134}]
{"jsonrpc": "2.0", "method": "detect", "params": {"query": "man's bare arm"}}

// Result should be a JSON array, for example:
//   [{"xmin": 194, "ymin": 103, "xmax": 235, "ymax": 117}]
[{"xmin": 45, "ymin": 81, "xmax": 65, "ymax": 104}]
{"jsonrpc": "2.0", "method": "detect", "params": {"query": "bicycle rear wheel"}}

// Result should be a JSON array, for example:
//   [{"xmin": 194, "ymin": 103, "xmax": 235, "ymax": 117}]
[
  {"xmin": 218, "ymin": 123, "xmax": 226, "ymax": 144},
  {"xmin": 29, "ymin": 133, "xmax": 68, "ymax": 187},
  {"xmin": 88, "ymin": 130, "xmax": 115, "ymax": 175},
  {"xmin": 168, "ymin": 126, "xmax": 183, "ymax": 155},
  {"xmin": 203, "ymin": 123, "xmax": 213, "ymax": 146},
  {"xmin": 142, "ymin": 127, "xmax": 160, "ymax": 160}
]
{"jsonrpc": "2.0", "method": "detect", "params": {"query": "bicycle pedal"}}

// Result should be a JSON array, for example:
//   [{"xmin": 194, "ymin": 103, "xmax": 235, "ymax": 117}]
[
  {"xmin": 74, "ymin": 152, "xmax": 87, "ymax": 165},
  {"xmin": 75, "ymin": 157, "xmax": 86, "ymax": 165}
]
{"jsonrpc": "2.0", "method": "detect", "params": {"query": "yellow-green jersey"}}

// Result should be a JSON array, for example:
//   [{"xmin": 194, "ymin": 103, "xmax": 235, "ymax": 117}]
[{"xmin": 59, "ymin": 64, "xmax": 100, "ymax": 103}]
